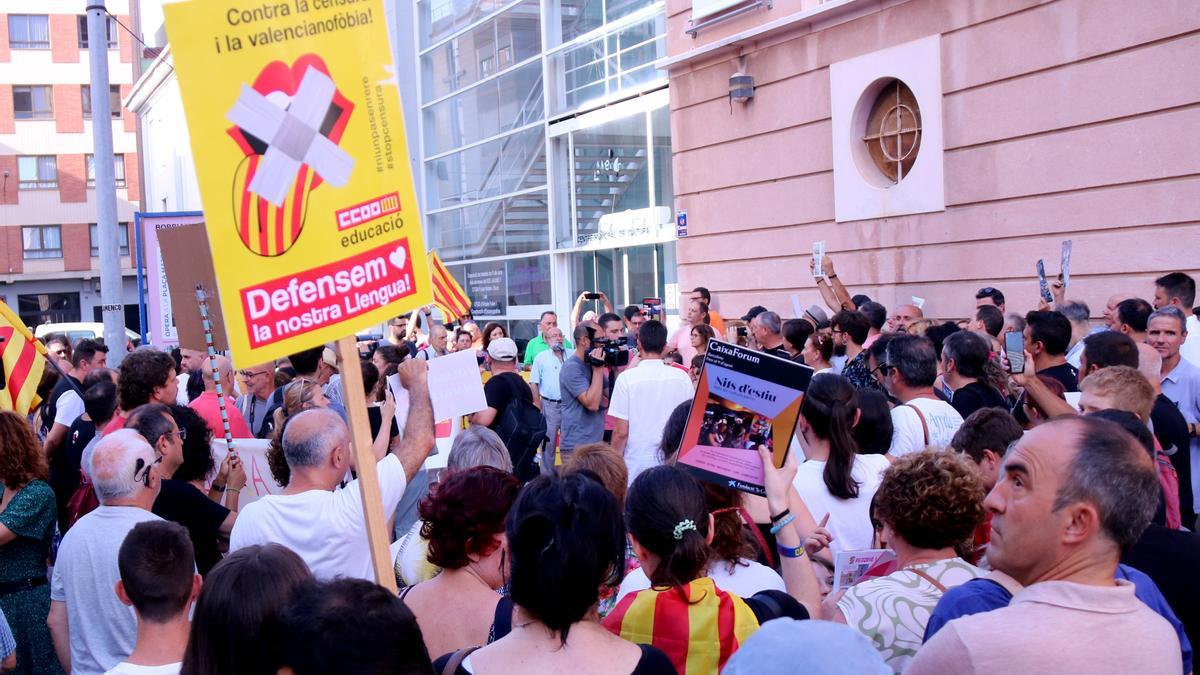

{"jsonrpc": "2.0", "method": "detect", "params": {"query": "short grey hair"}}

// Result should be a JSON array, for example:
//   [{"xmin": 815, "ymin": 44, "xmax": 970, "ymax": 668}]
[
  {"xmin": 1059, "ymin": 301, "xmax": 1091, "ymax": 326},
  {"xmin": 447, "ymin": 425, "xmax": 513, "ymax": 473},
  {"xmin": 1053, "ymin": 417, "xmax": 1159, "ymax": 552},
  {"xmin": 757, "ymin": 311, "xmax": 782, "ymax": 335},
  {"xmin": 125, "ymin": 403, "xmax": 174, "ymax": 447},
  {"xmin": 91, "ymin": 429, "xmax": 157, "ymax": 503},
  {"xmin": 1149, "ymin": 305, "xmax": 1187, "ymax": 332},
  {"xmin": 282, "ymin": 408, "xmax": 346, "ymax": 468}
]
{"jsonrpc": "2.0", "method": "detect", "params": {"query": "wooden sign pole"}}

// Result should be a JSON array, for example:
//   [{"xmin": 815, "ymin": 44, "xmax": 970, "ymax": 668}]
[{"xmin": 334, "ymin": 336, "xmax": 398, "ymax": 592}]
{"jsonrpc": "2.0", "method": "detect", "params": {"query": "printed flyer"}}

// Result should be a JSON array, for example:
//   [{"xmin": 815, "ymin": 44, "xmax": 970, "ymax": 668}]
[
  {"xmin": 677, "ymin": 339, "xmax": 813, "ymax": 496},
  {"xmin": 832, "ymin": 549, "xmax": 899, "ymax": 593},
  {"xmin": 164, "ymin": 0, "xmax": 432, "ymax": 363}
]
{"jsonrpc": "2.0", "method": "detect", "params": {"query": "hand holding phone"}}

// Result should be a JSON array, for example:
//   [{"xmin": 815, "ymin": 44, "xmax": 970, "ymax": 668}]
[
  {"xmin": 584, "ymin": 292, "xmax": 601, "ymax": 300},
  {"xmin": 1036, "ymin": 260, "xmax": 1053, "ymax": 304},
  {"xmin": 1004, "ymin": 332, "xmax": 1026, "ymax": 374}
]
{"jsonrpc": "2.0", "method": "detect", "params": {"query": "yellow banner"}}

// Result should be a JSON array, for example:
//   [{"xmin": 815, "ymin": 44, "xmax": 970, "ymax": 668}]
[{"xmin": 164, "ymin": 0, "xmax": 431, "ymax": 363}]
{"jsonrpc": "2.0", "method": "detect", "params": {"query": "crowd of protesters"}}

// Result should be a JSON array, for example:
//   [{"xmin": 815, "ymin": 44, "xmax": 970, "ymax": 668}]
[{"xmin": 1, "ymin": 264, "xmax": 1198, "ymax": 674}]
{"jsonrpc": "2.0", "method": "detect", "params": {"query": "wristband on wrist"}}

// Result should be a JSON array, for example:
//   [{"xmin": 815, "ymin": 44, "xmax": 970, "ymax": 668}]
[
  {"xmin": 227, "ymin": 487, "xmax": 242, "ymax": 493},
  {"xmin": 769, "ymin": 513, "xmax": 796, "ymax": 535},
  {"xmin": 777, "ymin": 543, "xmax": 806, "ymax": 559},
  {"xmin": 828, "ymin": 274, "xmax": 838, "ymax": 279},
  {"xmin": 769, "ymin": 508, "xmax": 791, "ymax": 524},
  {"xmin": 212, "ymin": 484, "xmax": 226, "ymax": 493}
]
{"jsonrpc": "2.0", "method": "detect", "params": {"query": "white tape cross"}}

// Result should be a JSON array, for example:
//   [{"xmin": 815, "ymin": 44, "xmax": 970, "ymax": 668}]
[{"xmin": 226, "ymin": 67, "xmax": 354, "ymax": 207}]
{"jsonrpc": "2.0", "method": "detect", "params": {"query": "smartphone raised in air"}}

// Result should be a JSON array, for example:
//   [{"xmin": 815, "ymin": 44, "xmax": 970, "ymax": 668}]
[{"xmin": 1004, "ymin": 331, "xmax": 1025, "ymax": 374}]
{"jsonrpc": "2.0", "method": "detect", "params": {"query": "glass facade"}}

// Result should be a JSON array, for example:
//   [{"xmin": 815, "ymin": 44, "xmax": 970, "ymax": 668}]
[{"xmin": 411, "ymin": 0, "xmax": 675, "ymax": 328}]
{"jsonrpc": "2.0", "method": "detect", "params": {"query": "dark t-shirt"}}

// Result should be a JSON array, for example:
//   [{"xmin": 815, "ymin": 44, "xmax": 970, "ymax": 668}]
[
  {"xmin": 49, "ymin": 416, "xmax": 97, "ymax": 532},
  {"xmin": 1123, "ymin": 525, "xmax": 1200, "ymax": 651},
  {"xmin": 483, "ymin": 372, "xmax": 533, "ymax": 431},
  {"xmin": 743, "ymin": 589, "xmax": 809, "ymax": 624},
  {"xmin": 1038, "ymin": 362, "xmax": 1079, "ymax": 392},
  {"xmin": 152, "ymin": 478, "xmax": 230, "ymax": 575},
  {"xmin": 1152, "ymin": 394, "xmax": 1193, "ymax": 526},
  {"xmin": 42, "ymin": 374, "xmax": 81, "ymax": 435},
  {"xmin": 761, "ymin": 345, "xmax": 791, "ymax": 361},
  {"xmin": 367, "ymin": 406, "xmax": 400, "ymax": 443},
  {"xmin": 950, "ymin": 381, "xmax": 1009, "ymax": 419},
  {"xmin": 433, "ymin": 642, "xmax": 675, "ymax": 675}
]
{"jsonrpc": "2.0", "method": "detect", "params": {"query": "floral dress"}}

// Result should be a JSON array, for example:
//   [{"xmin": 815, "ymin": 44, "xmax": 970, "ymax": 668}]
[
  {"xmin": 837, "ymin": 557, "xmax": 983, "ymax": 673},
  {"xmin": 0, "ymin": 480, "xmax": 63, "ymax": 675}
]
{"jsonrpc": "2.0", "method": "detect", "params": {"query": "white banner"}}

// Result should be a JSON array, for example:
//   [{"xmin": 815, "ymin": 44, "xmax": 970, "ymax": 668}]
[{"xmin": 210, "ymin": 439, "xmax": 284, "ymax": 508}]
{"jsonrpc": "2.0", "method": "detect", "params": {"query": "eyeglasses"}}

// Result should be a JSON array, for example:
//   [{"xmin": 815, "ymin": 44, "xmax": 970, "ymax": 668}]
[
  {"xmin": 239, "ymin": 369, "xmax": 270, "ymax": 379},
  {"xmin": 872, "ymin": 363, "xmax": 895, "ymax": 377},
  {"xmin": 171, "ymin": 427, "xmax": 187, "ymax": 442},
  {"xmin": 133, "ymin": 455, "xmax": 163, "ymax": 487}
]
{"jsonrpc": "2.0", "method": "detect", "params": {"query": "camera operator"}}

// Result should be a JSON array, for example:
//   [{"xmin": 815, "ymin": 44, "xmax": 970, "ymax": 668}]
[{"xmin": 559, "ymin": 321, "xmax": 611, "ymax": 467}]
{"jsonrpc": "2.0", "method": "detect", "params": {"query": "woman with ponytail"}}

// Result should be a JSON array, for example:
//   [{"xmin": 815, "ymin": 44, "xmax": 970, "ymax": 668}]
[
  {"xmin": 434, "ymin": 472, "xmax": 674, "ymax": 674},
  {"xmin": 792, "ymin": 373, "xmax": 891, "ymax": 552},
  {"xmin": 604, "ymin": 461, "xmax": 829, "ymax": 674}
]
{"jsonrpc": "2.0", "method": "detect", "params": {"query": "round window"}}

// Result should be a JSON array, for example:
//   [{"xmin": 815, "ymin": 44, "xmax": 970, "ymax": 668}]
[{"xmin": 861, "ymin": 79, "xmax": 922, "ymax": 184}]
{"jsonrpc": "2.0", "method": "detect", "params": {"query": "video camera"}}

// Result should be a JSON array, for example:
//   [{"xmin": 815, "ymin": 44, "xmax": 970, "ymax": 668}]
[{"xmin": 586, "ymin": 335, "xmax": 631, "ymax": 368}]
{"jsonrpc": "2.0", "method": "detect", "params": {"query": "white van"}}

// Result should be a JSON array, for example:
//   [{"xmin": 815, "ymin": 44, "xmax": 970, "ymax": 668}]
[{"xmin": 34, "ymin": 322, "xmax": 141, "ymax": 347}]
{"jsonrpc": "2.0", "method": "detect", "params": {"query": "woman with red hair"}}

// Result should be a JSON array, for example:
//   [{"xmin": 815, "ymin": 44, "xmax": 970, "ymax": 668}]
[{"xmin": 399, "ymin": 466, "xmax": 521, "ymax": 659}]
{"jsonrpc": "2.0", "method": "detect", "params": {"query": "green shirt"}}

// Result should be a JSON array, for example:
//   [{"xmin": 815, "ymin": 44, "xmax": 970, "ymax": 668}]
[{"xmin": 523, "ymin": 334, "xmax": 572, "ymax": 365}]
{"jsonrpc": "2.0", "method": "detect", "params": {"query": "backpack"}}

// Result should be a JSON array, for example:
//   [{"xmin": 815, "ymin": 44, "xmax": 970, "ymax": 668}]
[
  {"xmin": 493, "ymin": 396, "xmax": 546, "ymax": 482},
  {"xmin": 63, "ymin": 469, "xmax": 99, "ymax": 533}
]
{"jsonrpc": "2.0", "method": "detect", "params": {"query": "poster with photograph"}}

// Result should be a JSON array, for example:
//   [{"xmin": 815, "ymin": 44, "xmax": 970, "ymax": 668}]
[{"xmin": 676, "ymin": 339, "xmax": 813, "ymax": 496}]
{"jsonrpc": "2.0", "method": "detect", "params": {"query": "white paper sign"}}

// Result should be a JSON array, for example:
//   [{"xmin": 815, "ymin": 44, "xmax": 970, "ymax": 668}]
[
  {"xmin": 388, "ymin": 349, "xmax": 487, "ymax": 425},
  {"xmin": 1064, "ymin": 391, "xmax": 1083, "ymax": 412},
  {"xmin": 209, "ymin": 439, "xmax": 283, "ymax": 508},
  {"xmin": 790, "ymin": 293, "xmax": 804, "ymax": 320},
  {"xmin": 911, "ymin": 296, "xmax": 926, "ymax": 310}
]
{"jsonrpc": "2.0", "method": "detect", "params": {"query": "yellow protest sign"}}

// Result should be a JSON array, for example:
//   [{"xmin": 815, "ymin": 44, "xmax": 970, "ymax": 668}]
[{"xmin": 164, "ymin": 0, "xmax": 431, "ymax": 363}]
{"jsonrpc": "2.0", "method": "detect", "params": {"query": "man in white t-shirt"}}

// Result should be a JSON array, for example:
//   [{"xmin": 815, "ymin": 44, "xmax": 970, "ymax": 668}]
[
  {"xmin": 230, "ymin": 360, "xmax": 435, "ymax": 580},
  {"xmin": 42, "ymin": 338, "xmax": 108, "ymax": 459},
  {"xmin": 610, "ymin": 320, "xmax": 695, "ymax": 484},
  {"xmin": 882, "ymin": 334, "xmax": 964, "ymax": 455},
  {"xmin": 49, "ymin": 429, "xmax": 165, "ymax": 675}
]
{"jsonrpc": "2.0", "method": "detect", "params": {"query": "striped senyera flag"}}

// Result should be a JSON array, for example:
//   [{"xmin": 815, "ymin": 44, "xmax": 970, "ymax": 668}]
[
  {"xmin": 428, "ymin": 251, "xmax": 471, "ymax": 322},
  {"xmin": 601, "ymin": 577, "xmax": 760, "ymax": 674},
  {"xmin": 0, "ymin": 300, "xmax": 48, "ymax": 416}
]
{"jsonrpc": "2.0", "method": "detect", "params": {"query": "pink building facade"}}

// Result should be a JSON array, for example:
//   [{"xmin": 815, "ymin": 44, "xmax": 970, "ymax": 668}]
[{"xmin": 665, "ymin": 0, "xmax": 1200, "ymax": 320}]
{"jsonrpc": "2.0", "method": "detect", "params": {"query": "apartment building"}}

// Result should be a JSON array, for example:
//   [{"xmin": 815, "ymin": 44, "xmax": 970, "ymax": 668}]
[{"xmin": 0, "ymin": 1, "xmax": 141, "ymax": 331}]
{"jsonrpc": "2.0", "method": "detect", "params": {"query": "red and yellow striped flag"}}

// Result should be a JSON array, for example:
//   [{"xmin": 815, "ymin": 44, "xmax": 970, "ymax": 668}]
[
  {"xmin": 602, "ymin": 577, "xmax": 760, "ymax": 674},
  {"xmin": 428, "ymin": 251, "xmax": 471, "ymax": 323},
  {"xmin": 0, "ymin": 300, "xmax": 49, "ymax": 416}
]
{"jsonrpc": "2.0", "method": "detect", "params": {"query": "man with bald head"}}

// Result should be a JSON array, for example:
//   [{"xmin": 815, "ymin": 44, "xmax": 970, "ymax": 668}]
[
  {"xmin": 1102, "ymin": 292, "xmax": 1135, "ymax": 327},
  {"xmin": 888, "ymin": 304, "xmax": 924, "ymax": 333},
  {"xmin": 188, "ymin": 354, "xmax": 253, "ymax": 439},
  {"xmin": 230, "ymin": 359, "xmax": 436, "ymax": 580},
  {"xmin": 911, "ymin": 417, "xmax": 1180, "ymax": 673},
  {"xmin": 48, "ymin": 429, "xmax": 165, "ymax": 673}
]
